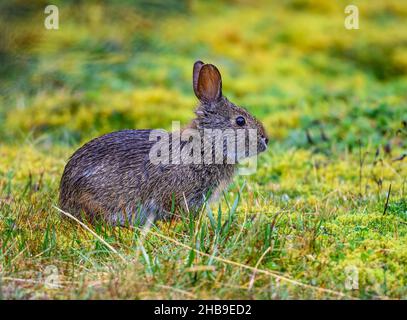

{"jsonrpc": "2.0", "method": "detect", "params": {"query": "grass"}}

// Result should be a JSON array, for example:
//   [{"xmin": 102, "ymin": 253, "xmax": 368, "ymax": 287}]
[{"xmin": 0, "ymin": 0, "xmax": 407, "ymax": 299}]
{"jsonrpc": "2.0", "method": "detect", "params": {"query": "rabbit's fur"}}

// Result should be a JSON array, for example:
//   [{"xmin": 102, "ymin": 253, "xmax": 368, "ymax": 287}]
[{"xmin": 59, "ymin": 61, "xmax": 268, "ymax": 225}]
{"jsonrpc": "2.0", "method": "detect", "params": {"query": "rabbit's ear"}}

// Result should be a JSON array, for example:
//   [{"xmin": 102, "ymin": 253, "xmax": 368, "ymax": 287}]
[
  {"xmin": 194, "ymin": 63, "xmax": 222, "ymax": 103},
  {"xmin": 193, "ymin": 60, "xmax": 204, "ymax": 96}
]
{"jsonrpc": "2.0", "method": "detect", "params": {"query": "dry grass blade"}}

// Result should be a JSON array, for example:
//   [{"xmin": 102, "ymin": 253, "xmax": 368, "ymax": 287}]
[
  {"xmin": 382, "ymin": 183, "xmax": 392, "ymax": 216},
  {"xmin": 1, "ymin": 277, "xmax": 64, "ymax": 288},
  {"xmin": 133, "ymin": 227, "xmax": 352, "ymax": 299},
  {"xmin": 156, "ymin": 284, "xmax": 196, "ymax": 298},
  {"xmin": 53, "ymin": 205, "xmax": 127, "ymax": 263},
  {"xmin": 248, "ymin": 246, "xmax": 272, "ymax": 291}
]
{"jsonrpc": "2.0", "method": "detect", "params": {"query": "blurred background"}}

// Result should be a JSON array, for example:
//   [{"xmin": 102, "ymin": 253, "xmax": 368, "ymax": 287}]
[{"xmin": 1, "ymin": 0, "xmax": 406, "ymax": 150}]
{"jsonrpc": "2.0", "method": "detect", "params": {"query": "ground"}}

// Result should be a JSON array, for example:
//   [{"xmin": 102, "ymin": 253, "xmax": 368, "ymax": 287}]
[{"xmin": 0, "ymin": 0, "xmax": 406, "ymax": 299}]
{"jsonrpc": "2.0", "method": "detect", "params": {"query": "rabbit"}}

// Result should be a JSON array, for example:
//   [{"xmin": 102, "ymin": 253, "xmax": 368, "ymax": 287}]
[{"xmin": 59, "ymin": 61, "xmax": 268, "ymax": 226}]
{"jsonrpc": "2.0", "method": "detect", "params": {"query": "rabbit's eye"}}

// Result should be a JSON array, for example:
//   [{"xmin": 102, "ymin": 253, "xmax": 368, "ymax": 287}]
[{"xmin": 236, "ymin": 116, "xmax": 246, "ymax": 126}]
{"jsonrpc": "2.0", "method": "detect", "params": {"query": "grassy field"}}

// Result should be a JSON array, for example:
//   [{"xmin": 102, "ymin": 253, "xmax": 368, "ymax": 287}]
[{"xmin": 0, "ymin": 0, "xmax": 406, "ymax": 299}]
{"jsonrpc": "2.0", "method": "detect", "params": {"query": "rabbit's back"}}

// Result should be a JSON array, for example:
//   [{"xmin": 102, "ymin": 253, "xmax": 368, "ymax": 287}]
[{"xmin": 59, "ymin": 129, "xmax": 155, "ymax": 223}]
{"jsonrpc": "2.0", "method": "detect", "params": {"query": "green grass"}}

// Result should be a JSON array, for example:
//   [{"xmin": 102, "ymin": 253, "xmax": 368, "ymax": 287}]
[{"xmin": 0, "ymin": 0, "xmax": 407, "ymax": 299}]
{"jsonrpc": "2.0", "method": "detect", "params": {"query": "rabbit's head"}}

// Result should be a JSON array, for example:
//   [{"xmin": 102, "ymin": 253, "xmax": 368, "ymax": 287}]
[{"xmin": 192, "ymin": 60, "xmax": 268, "ymax": 160}]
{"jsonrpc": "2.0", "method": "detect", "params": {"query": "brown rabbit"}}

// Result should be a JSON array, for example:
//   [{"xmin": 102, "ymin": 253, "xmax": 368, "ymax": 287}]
[{"xmin": 59, "ymin": 61, "xmax": 268, "ymax": 225}]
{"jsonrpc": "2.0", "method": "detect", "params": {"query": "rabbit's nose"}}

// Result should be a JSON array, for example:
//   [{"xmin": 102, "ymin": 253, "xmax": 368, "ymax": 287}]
[
  {"xmin": 261, "ymin": 136, "xmax": 268, "ymax": 149},
  {"xmin": 263, "ymin": 137, "xmax": 269, "ymax": 145}
]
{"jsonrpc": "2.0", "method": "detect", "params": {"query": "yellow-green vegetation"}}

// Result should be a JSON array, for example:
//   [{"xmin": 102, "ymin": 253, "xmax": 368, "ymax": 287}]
[{"xmin": 0, "ymin": 0, "xmax": 406, "ymax": 299}]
